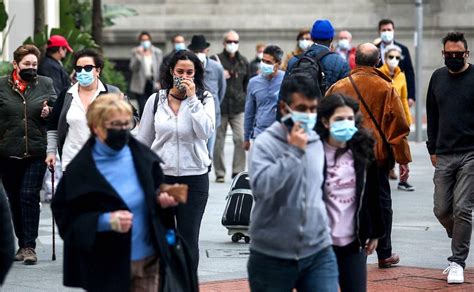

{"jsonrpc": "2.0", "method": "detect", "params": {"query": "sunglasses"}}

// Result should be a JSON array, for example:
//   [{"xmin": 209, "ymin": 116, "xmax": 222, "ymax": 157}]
[
  {"xmin": 226, "ymin": 40, "xmax": 239, "ymax": 44},
  {"xmin": 387, "ymin": 55, "xmax": 401, "ymax": 60},
  {"xmin": 443, "ymin": 51, "xmax": 466, "ymax": 58},
  {"xmin": 75, "ymin": 65, "xmax": 96, "ymax": 73}
]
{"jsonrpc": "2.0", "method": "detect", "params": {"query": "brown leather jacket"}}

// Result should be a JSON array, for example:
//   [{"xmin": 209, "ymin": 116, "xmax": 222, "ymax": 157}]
[{"xmin": 326, "ymin": 66, "xmax": 412, "ymax": 165}]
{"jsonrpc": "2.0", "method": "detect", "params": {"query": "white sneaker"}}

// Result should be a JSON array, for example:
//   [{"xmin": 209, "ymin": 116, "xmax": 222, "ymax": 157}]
[{"xmin": 443, "ymin": 262, "xmax": 464, "ymax": 284}]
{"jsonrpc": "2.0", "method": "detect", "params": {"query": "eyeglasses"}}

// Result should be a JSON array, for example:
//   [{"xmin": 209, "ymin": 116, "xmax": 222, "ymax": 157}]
[
  {"xmin": 104, "ymin": 120, "xmax": 133, "ymax": 130},
  {"xmin": 443, "ymin": 51, "xmax": 466, "ymax": 58},
  {"xmin": 225, "ymin": 40, "xmax": 239, "ymax": 44},
  {"xmin": 387, "ymin": 55, "xmax": 401, "ymax": 60},
  {"xmin": 75, "ymin": 65, "xmax": 96, "ymax": 73}
]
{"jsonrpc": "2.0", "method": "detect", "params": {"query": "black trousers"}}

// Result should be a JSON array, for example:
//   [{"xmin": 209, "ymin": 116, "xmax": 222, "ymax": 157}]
[
  {"xmin": 135, "ymin": 79, "xmax": 155, "ymax": 118},
  {"xmin": 375, "ymin": 164, "xmax": 392, "ymax": 260},
  {"xmin": 0, "ymin": 156, "xmax": 46, "ymax": 249},
  {"xmin": 164, "ymin": 173, "xmax": 209, "ymax": 272},
  {"xmin": 333, "ymin": 241, "xmax": 367, "ymax": 292}
]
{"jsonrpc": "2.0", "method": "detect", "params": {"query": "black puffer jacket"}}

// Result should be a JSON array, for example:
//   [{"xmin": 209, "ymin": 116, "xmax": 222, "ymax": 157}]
[{"xmin": 0, "ymin": 73, "xmax": 56, "ymax": 158}]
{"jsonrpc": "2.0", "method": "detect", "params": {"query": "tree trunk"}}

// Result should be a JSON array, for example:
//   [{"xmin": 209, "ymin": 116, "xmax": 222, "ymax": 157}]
[
  {"xmin": 91, "ymin": 0, "xmax": 103, "ymax": 49},
  {"xmin": 34, "ymin": 0, "xmax": 45, "ymax": 35}
]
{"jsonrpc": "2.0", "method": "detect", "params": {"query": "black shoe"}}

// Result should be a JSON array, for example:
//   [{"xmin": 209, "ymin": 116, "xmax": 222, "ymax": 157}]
[
  {"xmin": 398, "ymin": 181, "xmax": 415, "ymax": 191},
  {"xmin": 216, "ymin": 176, "xmax": 225, "ymax": 183},
  {"xmin": 231, "ymin": 173, "xmax": 239, "ymax": 179}
]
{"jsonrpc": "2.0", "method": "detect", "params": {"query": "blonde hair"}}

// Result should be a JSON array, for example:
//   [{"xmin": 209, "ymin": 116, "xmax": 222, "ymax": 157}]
[{"xmin": 86, "ymin": 93, "xmax": 132, "ymax": 135}]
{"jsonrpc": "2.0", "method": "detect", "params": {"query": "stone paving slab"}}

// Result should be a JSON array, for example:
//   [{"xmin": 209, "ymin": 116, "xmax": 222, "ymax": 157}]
[{"xmin": 200, "ymin": 265, "xmax": 474, "ymax": 291}]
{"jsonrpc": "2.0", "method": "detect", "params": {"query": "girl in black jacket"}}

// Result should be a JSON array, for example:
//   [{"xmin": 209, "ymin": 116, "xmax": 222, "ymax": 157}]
[{"xmin": 316, "ymin": 94, "xmax": 385, "ymax": 292}]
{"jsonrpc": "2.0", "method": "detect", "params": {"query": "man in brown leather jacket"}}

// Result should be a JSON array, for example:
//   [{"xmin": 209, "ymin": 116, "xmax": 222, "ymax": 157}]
[{"xmin": 326, "ymin": 42, "xmax": 412, "ymax": 269}]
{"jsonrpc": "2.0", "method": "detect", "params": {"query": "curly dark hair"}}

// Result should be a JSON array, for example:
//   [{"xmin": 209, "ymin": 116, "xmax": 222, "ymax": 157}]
[
  {"xmin": 160, "ymin": 50, "xmax": 206, "ymax": 96},
  {"xmin": 316, "ymin": 94, "xmax": 375, "ymax": 164},
  {"xmin": 73, "ymin": 48, "xmax": 104, "ymax": 70}
]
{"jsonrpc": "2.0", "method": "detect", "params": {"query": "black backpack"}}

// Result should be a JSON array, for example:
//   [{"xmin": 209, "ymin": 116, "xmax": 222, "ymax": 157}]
[{"xmin": 286, "ymin": 50, "xmax": 335, "ymax": 97}]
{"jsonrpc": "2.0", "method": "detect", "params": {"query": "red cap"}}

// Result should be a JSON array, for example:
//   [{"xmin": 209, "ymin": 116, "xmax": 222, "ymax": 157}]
[{"xmin": 47, "ymin": 35, "xmax": 73, "ymax": 52}]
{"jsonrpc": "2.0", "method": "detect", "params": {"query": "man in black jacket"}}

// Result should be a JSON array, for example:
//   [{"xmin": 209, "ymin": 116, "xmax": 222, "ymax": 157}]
[
  {"xmin": 376, "ymin": 19, "xmax": 415, "ymax": 107},
  {"xmin": 38, "ymin": 35, "xmax": 73, "ymax": 95},
  {"xmin": 426, "ymin": 32, "xmax": 474, "ymax": 285},
  {"xmin": 0, "ymin": 184, "xmax": 14, "ymax": 286}
]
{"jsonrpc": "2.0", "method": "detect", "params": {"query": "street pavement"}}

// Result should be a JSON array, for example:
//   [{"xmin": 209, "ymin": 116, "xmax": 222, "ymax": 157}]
[{"xmin": 2, "ymin": 134, "xmax": 474, "ymax": 291}]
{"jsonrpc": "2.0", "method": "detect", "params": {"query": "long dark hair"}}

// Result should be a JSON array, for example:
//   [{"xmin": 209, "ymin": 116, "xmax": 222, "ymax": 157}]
[
  {"xmin": 160, "ymin": 50, "xmax": 206, "ymax": 96},
  {"xmin": 315, "ymin": 94, "xmax": 375, "ymax": 164}
]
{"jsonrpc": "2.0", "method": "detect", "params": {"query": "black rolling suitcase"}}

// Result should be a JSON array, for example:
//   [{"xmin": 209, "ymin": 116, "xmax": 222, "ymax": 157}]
[{"xmin": 221, "ymin": 171, "xmax": 253, "ymax": 243}]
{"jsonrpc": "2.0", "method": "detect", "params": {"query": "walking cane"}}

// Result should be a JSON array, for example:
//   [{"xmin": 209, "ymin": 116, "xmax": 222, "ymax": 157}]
[{"xmin": 50, "ymin": 166, "xmax": 56, "ymax": 261}]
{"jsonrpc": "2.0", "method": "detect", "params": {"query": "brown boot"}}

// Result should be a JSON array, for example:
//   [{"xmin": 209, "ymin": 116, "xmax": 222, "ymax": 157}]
[
  {"xmin": 23, "ymin": 247, "xmax": 37, "ymax": 265},
  {"xmin": 14, "ymin": 248, "xmax": 25, "ymax": 261}
]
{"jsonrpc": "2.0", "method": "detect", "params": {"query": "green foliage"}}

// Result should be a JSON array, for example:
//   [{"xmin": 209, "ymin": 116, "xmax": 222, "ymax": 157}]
[
  {"xmin": 0, "ymin": 1, "xmax": 7, "ymax": 31},
  {"xmin": 0, "ymin": 60, "xmax": 12, "ymax": 76},
  {"xmin": 101, "ymin": 59, "xmax": 127, "ymax": 92}
]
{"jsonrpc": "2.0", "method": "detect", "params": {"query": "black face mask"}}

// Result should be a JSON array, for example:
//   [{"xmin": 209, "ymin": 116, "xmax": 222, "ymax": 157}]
[
  {"xmin": 445, "ymin": 57, "xmax": 465, "ymax": 72},
  {"xmin": 105, "ymin": 129, "xmax": 130, "ymax": 151},
  {"xmin": 19, "ymin": 68, "xmax": 37, "ymax": 82}
]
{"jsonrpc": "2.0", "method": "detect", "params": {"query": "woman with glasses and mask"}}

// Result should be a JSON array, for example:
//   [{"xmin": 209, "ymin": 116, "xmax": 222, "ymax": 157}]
[
  {"xmin": 379, "ymin": 45, "xmax": 414, "ymax": 191},
  {"xmin": 281, "ymin": 28, "xmax": 313, "ymax": 71},
  {"xmin": 0, "ymin": 44, "xmax": 56, "ymax": 265},
  {"xmin": 51, "ymin": 94, "xmax": 177, "ymax": 291},
  {"xmin": 138, "ymin": 49, "xmax": 215, "ymax": 273},
  {"xmin": 45, "ymin": 48, "xmax": 138, "ymax": 173}
]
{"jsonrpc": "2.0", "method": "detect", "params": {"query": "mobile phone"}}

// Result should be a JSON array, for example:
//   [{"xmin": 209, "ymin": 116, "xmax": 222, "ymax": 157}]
[{"xmin": 281, "ymin": 115, "xmax": 294, "ymax": 132}]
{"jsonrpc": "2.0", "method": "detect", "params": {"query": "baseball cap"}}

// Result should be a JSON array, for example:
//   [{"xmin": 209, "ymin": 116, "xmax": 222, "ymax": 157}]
[{"xmin": 47, "ymin": 35, "xmax": 73, "ymax": 52}]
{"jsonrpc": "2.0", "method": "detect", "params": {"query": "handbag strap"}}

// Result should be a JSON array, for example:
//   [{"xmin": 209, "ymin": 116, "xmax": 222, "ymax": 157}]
[{"xmin": 348, "ymin": 75, "xmax": 390, "ymax": 148}]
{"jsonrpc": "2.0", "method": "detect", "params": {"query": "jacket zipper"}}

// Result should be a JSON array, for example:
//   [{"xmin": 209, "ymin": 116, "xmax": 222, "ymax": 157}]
[
  {"xmin": 296, "ymin": 153, "xmax": 308, "ymax": 260},
  {"xmin": 356, "ymin": 168, "xmax": 367, "ymax": 251},
  {"xmin": 14, "ymin": 86, "xmax": 29, "ymax": 156},
  {"xmin": 175, "ymin": 116, "xmax": 179, "ymax": 176}
]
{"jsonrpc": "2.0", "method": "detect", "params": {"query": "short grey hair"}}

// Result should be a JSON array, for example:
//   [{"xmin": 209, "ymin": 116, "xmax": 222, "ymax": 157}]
[
  {"xmin": 384, "ymin": 44, "xmax": 402, "ymax": 58},
  {"xmin": 223, "ymin": 30, "xmax": 239, "ymax": 41}
]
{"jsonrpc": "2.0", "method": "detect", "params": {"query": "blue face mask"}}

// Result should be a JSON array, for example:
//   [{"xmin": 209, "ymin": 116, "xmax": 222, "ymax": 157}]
[
  {"xmin": 330, "ymin": 119, "xmax": 358, "ymax": 142},
  {"xmin": 76, "ymin": 70, "xmax": 95, "ymax": 87},
  {"xmin": 141, "ymin": 40, "xmax": 151, "ymax": 49},
  {"xmin": 260, "ymin": 62, "xmax": 275, "ymax": 76},
  {"xmin": 286, "ymin": 105, "xmax": 317, "ymax": 133},
  {"xmin": 174, "ymin": 43, "xmax": 186, "ymax": 51}
]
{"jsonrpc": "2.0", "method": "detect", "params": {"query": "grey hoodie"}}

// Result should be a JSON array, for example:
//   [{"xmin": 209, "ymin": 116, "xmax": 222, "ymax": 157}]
[{"xmin": 248, "ymin": 121, "xmax": 332, "ymax": 260}]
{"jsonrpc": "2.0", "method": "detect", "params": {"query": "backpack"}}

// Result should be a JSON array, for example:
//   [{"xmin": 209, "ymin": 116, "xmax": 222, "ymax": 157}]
[
  {"xmin": 285, "ymin": 50, "xmax": 335, "ymax": 97},
  {"xmin": 153, "ymin": 89, "xmax": 210, "ymax": 114}
]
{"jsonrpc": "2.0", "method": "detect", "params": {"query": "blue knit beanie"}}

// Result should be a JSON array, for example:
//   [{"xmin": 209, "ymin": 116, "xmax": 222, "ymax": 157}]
[{"xmin": 311, "ymin": 20, "xmax": 335, "ymax": 40}]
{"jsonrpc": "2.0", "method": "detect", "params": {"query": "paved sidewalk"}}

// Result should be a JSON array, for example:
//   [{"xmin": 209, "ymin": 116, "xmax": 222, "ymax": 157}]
[{"xmin": 200, "ymin": 266, "xmax": 474, "ymax": 291}]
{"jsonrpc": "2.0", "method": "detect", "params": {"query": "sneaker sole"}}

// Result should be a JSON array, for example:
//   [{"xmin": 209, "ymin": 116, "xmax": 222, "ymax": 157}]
[
  {"xmin": 23, "ymin": 259, "xmax": 37, "ymax": 265},
  {"xmin": 447, "ymin": 279, "xmax": 464, "ymax": 284},
  {"xmin": 397, "ymin": 187, "xmax": 415, "ymax": 191}
]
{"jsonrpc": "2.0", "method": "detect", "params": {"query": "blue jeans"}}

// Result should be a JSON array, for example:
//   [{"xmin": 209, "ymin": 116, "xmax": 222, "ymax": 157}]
[{"xmin": 247, "ymin": 247, "xmax": 339, "ymax": 292}]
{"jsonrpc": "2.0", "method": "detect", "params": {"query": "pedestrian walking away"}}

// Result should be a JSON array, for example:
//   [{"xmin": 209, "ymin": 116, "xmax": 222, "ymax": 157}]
[
  {"xmin": 129, "ymin": 31, "xmax": 163, "ymax": 117},
  {"xmin": 138, "ymin": 50, "xmax": 215, "ymax": 273},
  {"xmin": 244, "ymin": 45, "xmax": 285, "ymax": 151},
  {"xmin": 0, "ymin": 44, "xmax": 57, "ymax": 265},
  {"xmin": 316, "ymin": 94, "xmax": 385, "ymax": 291},
  {"xmin": 51, "ymin": 94, "xmax": 178, "ymax": 291},
  {"xmin": 45, "ymin": 48, "xmax": 138, "ymax": 173},
  {"xmin": 212, "ymin": 30, "xmax": 249, "ymax": 183},
  {"xmin": 326, "ymin": 43, "xmax": 412, "ymax": 269},
  {"xmin": 247, "ymin": 74, "xmax": 338, "ymax": 292},
  {"xmin": 426, "ymin": 31, "xmax": 474, "ymax": 285}
]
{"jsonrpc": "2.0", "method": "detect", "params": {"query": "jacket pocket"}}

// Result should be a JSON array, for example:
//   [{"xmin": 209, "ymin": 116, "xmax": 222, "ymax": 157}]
[{"xmin": 179, "ymin": 142, "xmax": 203, "ymax": 170}]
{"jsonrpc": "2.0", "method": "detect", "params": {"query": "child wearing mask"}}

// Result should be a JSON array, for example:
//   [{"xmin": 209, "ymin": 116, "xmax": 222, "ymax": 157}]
[{"xmin": 316, "ymin": 94, "xmax": 385, "ymax": 292}]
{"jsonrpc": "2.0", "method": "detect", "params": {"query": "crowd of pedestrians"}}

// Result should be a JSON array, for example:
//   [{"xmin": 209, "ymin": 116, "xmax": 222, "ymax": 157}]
[{"xmin": 0, "ymin": 14, "xmax": 472, "ymax": 292}]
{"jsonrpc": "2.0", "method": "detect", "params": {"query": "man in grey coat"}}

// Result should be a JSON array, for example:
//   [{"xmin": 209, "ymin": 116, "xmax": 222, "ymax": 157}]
[
  {"xmin": 129, "ymin": 31, "xmax": 163, "ymax": 117},
  {"xmin": 188, "ymin": 35, "xmax": 227, "ymax": 156},
  {"xmin": 247, "ymin": 74, "xmax": 338, "ymax": 291}
]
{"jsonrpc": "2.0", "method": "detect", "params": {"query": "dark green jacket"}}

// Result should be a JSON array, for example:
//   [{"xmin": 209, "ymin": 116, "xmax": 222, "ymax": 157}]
[
  {"xmin": 0, "ymin": 73, "xmax": 57, "ymax": 158},
  {"xmin": 216, "ymin": 50, "xmax": 249, "ymax": 115}
]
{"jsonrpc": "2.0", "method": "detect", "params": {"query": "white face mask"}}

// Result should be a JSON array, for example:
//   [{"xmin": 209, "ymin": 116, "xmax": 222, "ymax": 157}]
[
  {"xmin": 196, "ymin": 53, "xmax": 207, "ymax": 64},
  {"xmin": 256, "ymin": 52, "xmax": 264, "ymax": 60},
  {"xmin": 225, "ymin": 43, "xmax": 239, "ymax": 54},
  {"xmin": 380, "ymin": 31, "xmax": 394, "ymax": 43},
  {"xmin": 387, "ymin": 57, "xmax": 400, "ymax": 69},
  {"xmin": 298, "ymin": 39, "xmax": 312, "ymax": 51},
  {"xmin": 338, "ymin": 39, "xmax": 350, "ymax": 50}
]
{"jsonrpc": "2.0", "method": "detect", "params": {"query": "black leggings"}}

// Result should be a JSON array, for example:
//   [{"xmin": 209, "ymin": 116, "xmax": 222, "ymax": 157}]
[
  {"xmin": 333, "ymin": 241, "xmax": 368, "ymax": 292},
  {"xmin": 164, "ymin": 173, "xmax": 209, "ymax": 272}
]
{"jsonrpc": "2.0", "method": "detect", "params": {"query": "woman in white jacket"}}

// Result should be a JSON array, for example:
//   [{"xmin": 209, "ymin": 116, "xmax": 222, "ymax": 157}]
[{"xmin": 138, "ymin": 50, "xmax": 215, "ymax": 272}]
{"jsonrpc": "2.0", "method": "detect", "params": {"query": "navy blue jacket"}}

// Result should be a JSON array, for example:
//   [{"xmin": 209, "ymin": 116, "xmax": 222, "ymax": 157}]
[
  {"xmin": 38, "ymin": 55, "xmax": 71, "ymax": 95},
  {"xmin": 286, "ymin": 43, "xmax": 350, "ymax": 87}
]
